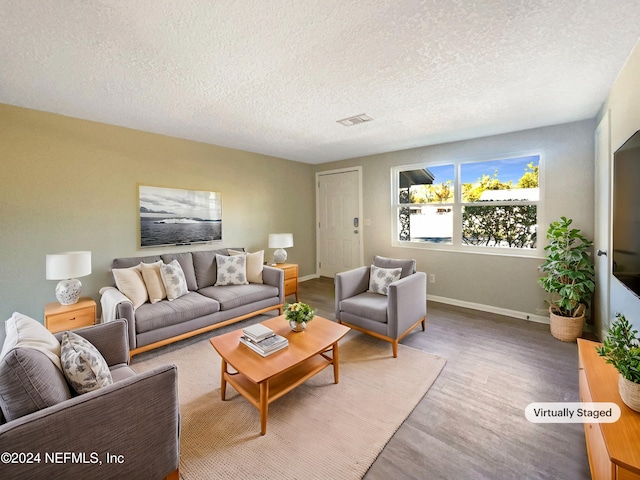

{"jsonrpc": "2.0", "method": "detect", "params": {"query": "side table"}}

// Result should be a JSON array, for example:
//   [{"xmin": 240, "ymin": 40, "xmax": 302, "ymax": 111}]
[
  {"xmin": 44, "ymin": 297, "xmax": 97, "ymax": 333},
  {"xmin": 272, "ymin": 263, "xmax": 298, "ymax": 302}
]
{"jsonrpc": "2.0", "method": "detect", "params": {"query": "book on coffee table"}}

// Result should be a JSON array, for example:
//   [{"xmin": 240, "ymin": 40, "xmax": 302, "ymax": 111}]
[
  {"xmin": 243, "ymin": 323, "xmax": 275, "ymax": 342},
  {"xmin": 239, "ymin": 334, "xmax": 288, "ymax": 357}
]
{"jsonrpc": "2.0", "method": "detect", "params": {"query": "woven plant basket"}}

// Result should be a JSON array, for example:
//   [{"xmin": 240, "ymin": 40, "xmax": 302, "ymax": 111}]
[
  {"xmin": 619, "ymin": 375, "xmax": 640, "ymax": 413},
  {"xmin": 549, "ymin": 305, "xmax": 585, "ymax": 342}
]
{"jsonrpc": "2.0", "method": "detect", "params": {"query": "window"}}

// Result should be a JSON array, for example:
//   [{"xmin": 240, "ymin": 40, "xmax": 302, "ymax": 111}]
[{"xmin": 393, "ymin": 154, "xmax": 540, "ymax": 253}]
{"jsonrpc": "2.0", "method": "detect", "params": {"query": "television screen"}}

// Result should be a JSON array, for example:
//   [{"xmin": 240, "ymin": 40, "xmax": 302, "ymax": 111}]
[{"xmin": 612, "ymin": 129, "xmax": 640, "ymax": 298}]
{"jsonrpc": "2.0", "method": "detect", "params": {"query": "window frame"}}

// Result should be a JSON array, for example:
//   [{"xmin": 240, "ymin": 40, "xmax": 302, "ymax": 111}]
[{"xmin": 391, "ymin": 151, "xmax": 544, "ymax": 258}]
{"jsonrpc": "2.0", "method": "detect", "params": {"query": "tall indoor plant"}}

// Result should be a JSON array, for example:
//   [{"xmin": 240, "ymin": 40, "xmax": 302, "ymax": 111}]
[
  {"xmin": 597, "ymin": 313, "xmax": 640, "ymax": 412},
  {"xmin": 538, "ymin": 216, "xmax": 595, "ymax": 342}
]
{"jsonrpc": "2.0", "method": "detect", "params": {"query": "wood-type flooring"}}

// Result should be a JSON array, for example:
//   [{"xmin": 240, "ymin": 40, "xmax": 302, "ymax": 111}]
[{"xmin": 298, "ymin": 276, "xmax": 592, "ymax": 480}]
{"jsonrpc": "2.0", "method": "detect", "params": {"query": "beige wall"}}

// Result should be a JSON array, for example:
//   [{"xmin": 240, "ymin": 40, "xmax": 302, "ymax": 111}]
[
  {"xmin": 0, "ymin": 104, "xmax": 315, "ymax": 327},
  {"xmin": 314, "ymin": 120, "xmax": 595, "ymax": 320},
  {"xmin": 599, "ymin": 39, "xmax": 640, "ymax": 330}
]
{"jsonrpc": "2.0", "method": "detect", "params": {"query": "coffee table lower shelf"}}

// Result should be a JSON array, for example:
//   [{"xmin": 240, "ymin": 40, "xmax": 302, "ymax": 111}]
[{"xmin": 221, "ymin": 352, "xmax": 335, "ymax": 435}]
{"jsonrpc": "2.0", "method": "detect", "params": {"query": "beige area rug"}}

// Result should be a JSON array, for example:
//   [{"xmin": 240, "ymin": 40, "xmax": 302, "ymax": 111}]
[{"xmin": 133, "ymin": 333, "xmax": 446, "ymax": 480}]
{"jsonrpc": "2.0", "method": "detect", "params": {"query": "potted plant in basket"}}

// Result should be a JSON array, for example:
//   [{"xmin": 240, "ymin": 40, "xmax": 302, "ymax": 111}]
[
  {"xmin": 597, "ymin": 313, "xmax": 640, "ymax": 412},
  {"xmin": 284, "ymin": 302, "xmax": 315, "ymax": 332},
  {"xmin": 538, "ymin": 216, "xmax": 595, "ymax": 342}
]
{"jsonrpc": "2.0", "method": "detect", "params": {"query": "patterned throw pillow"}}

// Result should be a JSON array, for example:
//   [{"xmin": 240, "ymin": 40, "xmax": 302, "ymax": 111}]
[
  {"xmin": 160, "ymin": 259, "xmax": 189, "ymax": 300},
  {"xmin": 60, "ymin": 331, "xmax": 113, "ymax": 395},
  {"xmin": 368, "ymin": 265, "xmax": 402, "ymax": 295},
  {"xmin": 215, "ymin": 254, "xmax": 248, "ymax": 286},
  {"xmin": 228, "ymin": 249, "xmax": 264, "ymax": 284}
]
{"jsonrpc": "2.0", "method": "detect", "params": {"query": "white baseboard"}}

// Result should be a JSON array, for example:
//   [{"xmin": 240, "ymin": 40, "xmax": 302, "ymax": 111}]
[
  {"xmin": 427, "ymin": 294, "xmax": 550, "ymax": 325},
  {"xmin": 299, "ymin": 274, "xmax": 320, "ymax": 283}
]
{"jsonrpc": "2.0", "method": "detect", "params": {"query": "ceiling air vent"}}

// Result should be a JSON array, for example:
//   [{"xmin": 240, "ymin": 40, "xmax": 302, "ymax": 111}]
[{"xmin": 337, "ymin": 113, "xmax": 374, "ymax": 126}]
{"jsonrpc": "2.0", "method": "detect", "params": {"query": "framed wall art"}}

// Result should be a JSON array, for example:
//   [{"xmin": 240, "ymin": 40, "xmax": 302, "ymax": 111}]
[{"xmin": 138, "ymin": 185, "xmax": 222, "ymax": 248}]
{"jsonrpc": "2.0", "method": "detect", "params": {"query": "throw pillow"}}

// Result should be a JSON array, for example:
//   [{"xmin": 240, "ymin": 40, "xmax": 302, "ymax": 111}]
[
  {"xmin": 215, "ymin": 254, "xmax": 248, "ymax": 286},
  {"xmin": 112, "ymin": 265, "xmax": 148, "ymax": 309},
  {"xmin": 140, "ymin": 261, "xmax": 167, "ymax": 304},
  {"xmin": 1, "ymin": 312, "xmax": 62, "ymax": 371},
  {"xmin": 160, "ymin": 259, "xmax": 189, "ymax": 300},
  {"xmin": 0, "ymin": 348, "xmax": 71, "ymax": 422},
  {"xmin": 228, "ymin": 249, "xmax": 264, "ymax": 284},
  {"xmin": 60, "ymin": 331, "xmax": 113, "ymax": 394},
  {"xmin": 368, "ymin": 265, "xmax": 402, "ymax": 295},
  {"xmin": 373, "ymin": 255, "xmax": 416, "ymax": 279}
]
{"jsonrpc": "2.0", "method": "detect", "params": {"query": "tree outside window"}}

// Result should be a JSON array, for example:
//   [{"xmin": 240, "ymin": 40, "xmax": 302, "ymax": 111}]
[{"xmin": 394, "ymin": 155, "xmax": 540, "ymax": 251}]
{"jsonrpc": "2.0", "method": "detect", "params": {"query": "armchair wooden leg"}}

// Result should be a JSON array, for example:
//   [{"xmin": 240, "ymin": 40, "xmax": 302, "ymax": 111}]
[
  {"xmin": 421, "ymin": 318, "xmax": 426, "ymax": 331},
  {"xmin": 392, "ymin": 341, "xmax": 398, "ymax": 358}
]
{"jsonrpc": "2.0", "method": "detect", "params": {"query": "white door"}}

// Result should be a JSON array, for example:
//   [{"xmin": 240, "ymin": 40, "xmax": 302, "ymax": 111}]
[
  {"xmin": 594, "ymin": 110, "xmax": 611, "ymax": 339},
  {"xmin": 316, "ymin": 168, "xmax": 363, "ymax": 277}
]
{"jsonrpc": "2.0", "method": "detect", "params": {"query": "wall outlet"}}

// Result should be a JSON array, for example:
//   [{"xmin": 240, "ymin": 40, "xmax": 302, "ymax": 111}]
[{"xmin": 428, "ymin": 274, "xmax": 436, "ymax": 283}]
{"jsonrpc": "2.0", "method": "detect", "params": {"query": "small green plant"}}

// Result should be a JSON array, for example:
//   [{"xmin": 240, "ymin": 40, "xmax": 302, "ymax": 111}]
[
  {"xmin": 538, "ymin": 216, "xmax": 595, "ymax": 317},
  {"xmin": 284, "ymin": 302, "xmax": 315, "ymax": 324},
  {"xmin": 597, "ymin": 313, "xmax": 640, "ymax": 384}
]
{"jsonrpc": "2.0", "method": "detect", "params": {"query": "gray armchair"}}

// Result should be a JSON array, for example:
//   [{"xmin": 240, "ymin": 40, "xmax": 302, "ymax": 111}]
[
  {"xmin": 335, "ymin": 256, "xmax": 427, "ymax": 357},
  {"xmin": 0, "ymin": 319, "xmax": 179, "ymax": 480}
]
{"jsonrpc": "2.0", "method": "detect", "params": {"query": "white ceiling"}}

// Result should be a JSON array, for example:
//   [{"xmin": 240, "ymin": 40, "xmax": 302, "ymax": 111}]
[{"xmin": 1, "ymin": 1, "xmax": 640, "ymax": 164}]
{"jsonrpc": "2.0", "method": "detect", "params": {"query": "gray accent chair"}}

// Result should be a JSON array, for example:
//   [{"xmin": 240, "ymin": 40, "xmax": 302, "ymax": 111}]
[
  {"xmin": 0, "ymin": 319, "xmax": 180, "ymax": 480},
  {"xmin": 335, "ymin": 256, "xmax": 427, "ymax": 357}
]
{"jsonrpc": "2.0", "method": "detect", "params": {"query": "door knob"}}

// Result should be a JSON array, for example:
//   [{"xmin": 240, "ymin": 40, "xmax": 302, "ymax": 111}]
[{"xmin": 597, "ymin": 249, "xmax": 607, "ymax": 257}]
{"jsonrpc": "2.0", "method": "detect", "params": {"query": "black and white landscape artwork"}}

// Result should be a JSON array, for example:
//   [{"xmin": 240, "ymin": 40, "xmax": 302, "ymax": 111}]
[{"xmin": 139, "ymin": 185, "xmax": 222, "ymax": 247}]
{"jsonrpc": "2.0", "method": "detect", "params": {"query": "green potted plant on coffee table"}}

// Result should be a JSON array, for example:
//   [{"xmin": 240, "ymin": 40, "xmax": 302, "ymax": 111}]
[
  {"xmin": 597, "ymin": 313, "xmax": 640, "ymax": 412},
  {"xmin": 284, "ymin": 302, "xmax": 315, "ymax": 332},
  {"xmin": 538, "ymin": 216, "xmax": 595, "ymax": 342}
]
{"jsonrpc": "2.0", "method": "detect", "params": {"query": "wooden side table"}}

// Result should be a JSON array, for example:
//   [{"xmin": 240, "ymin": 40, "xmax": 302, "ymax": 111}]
[
  {"xmin": 44, "ymin": 297, "xmax": 97, "ymax": 333},
  {"xmin": 272, "ymin": 263, "xmax": 298, "ymax": 302}
]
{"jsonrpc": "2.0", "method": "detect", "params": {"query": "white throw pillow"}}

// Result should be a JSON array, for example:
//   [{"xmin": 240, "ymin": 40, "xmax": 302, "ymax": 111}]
[
  {"xmin": 60, "ymin": 331, "xmax": 113, "ymax": 394},
  {"xmin": 140, "ymin": 261, "xmax": 167, "ymax": 304},
  {"xmin": 368, "ymin": 265, "xmax": 402, "ymax": 295},
  {"xmin": 228, "ymin": 249, "xmax": 264, "ymax": 284},
  {"xmin": 160, "ymin": 259, "xmax": 189, "ymax": 300},
  {"xmin": 215, "ymin": 254, "xmax": 248, "ymax": 286},
  {"xmin": 1, "ymin": 312, "xmax": 63, "ymax": 371},
  {"xmin": 112, "ymin": 265, "xmax": 148, "ymax": 309}
]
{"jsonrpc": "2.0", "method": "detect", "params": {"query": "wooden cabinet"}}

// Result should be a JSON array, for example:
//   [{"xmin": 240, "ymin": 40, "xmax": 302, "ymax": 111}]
[
  {"xmin": 578, "ymin": 339, "xmax": 640, "ymax": 480},
  {"xmin": 272, "ymin": 263, "xmax": 298, "ymax": 301},
  {"xmin": 44, "ymin": 297, "xmax": 96, "ymax": 333}
]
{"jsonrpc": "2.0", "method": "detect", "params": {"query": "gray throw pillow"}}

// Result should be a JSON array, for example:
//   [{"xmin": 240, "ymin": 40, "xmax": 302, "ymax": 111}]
[
  {"xmin": 0, "ymin": 348, "xmax": 71, "ymax": 421},
  {"xmin": 60, "ymin": 331, "xmax": 113, "ymax": 395},
  {"xmin": 368, "ymin": 265, "xmax": 402, "ymax": 295}
]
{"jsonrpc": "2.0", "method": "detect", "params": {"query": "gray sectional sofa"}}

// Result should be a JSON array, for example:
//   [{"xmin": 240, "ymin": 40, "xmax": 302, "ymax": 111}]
[{"xmin": 101, "ymin": 248, "xmax": 284, "ymax": 357}]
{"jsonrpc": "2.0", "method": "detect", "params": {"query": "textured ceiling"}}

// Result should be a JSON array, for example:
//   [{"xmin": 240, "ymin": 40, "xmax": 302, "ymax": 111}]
[{"xmin": 1, "ymin": 1, "xmax": 640, "ymax": 164}]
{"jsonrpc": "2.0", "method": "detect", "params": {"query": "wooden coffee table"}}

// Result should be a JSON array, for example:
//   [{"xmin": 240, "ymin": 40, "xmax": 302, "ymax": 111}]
[{"xmin": 209, "ymin": 314, "xmax": 350, "ymax": 435}]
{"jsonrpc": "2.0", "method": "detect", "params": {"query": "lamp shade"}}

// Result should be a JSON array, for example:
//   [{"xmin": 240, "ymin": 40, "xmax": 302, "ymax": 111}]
[
  {"xmin": 268, "ymin": 233, "xmax": 294, "ymax": 249},
  {"xmin": 46, "ymin": 251, "xmax": 92, "ymax": 280}
]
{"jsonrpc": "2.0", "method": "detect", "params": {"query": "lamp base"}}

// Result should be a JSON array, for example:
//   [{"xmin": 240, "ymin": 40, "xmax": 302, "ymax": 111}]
[
  {"xmin": 273, "ymin": 248, "xmax": 287, "ymax": 264},
  {"xmin": 55, "ymin": 278, "xmax": 82, "ymax": 305}
]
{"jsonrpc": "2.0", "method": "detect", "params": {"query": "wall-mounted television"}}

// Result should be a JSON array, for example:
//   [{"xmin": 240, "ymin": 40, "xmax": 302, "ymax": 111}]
[{"xmin": 612, "ymin": 129, "xmax": 640, "ymax": 298}]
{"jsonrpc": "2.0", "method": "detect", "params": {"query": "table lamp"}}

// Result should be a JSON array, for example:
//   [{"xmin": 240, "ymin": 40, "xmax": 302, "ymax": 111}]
[
  {"xmin": 268, "ymin": 233, "xmax": 293, "ymax": 264},
  {"xmin": 46, "ymin": 251, "xmax": 92, "ymax": 305}
]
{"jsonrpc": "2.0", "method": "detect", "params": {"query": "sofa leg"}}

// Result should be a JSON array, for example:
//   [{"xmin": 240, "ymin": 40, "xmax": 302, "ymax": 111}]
[
  {"xmin": 421, "ymin": 318, "xmax": 426, "ymax": 331},
  {"xmin": 164, "ymin": 468, "xmax": 179, "ymax": 480},
  {"xmin": 392, "ymin": 341, "xmax": 398, "ymax": 358}
]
